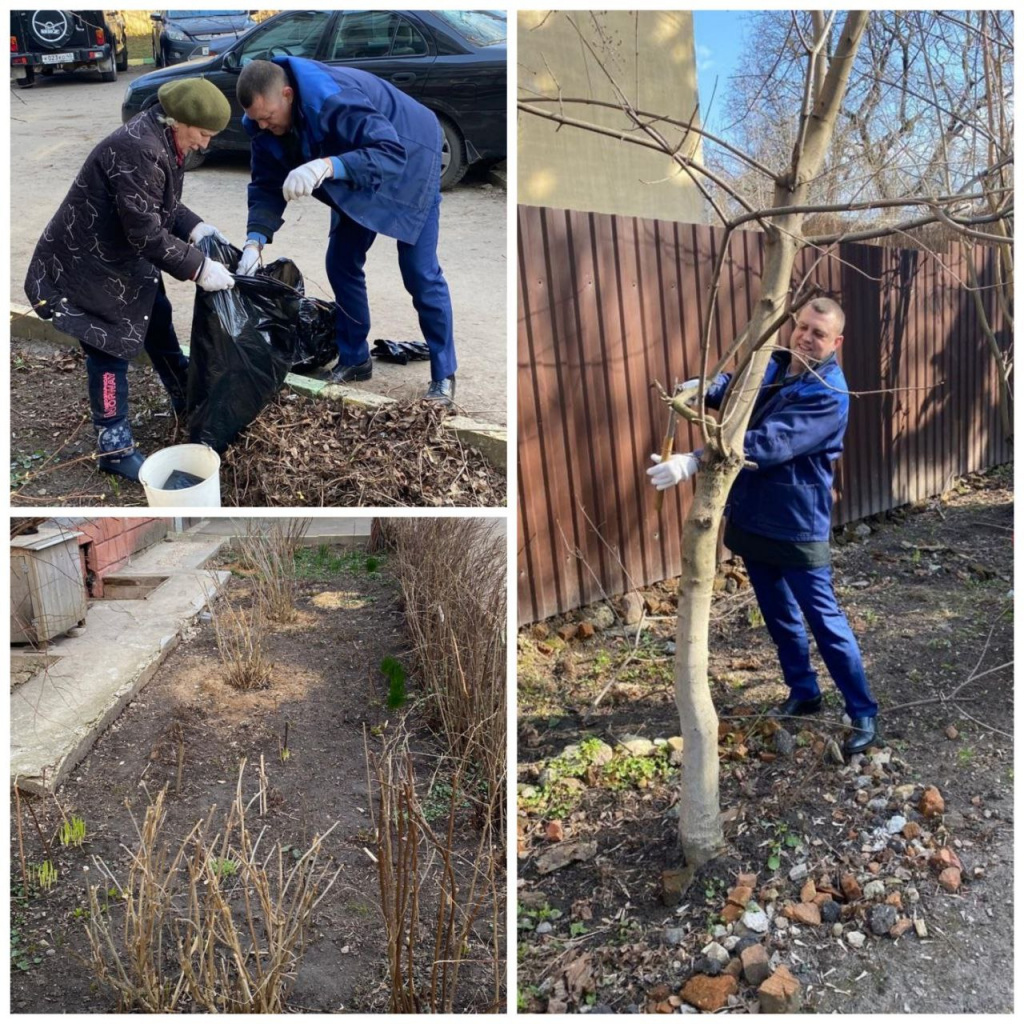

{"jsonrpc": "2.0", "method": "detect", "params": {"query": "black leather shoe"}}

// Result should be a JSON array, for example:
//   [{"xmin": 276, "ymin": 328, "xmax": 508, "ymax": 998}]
[
  {"xmin": 843, "ymin": 716, "xmax": 880, "ymax": 756},
  {"xmin": 423, "ymin": 375, "xmax": 456, "ymax": 406},
  {"xmin": 770, "ymin": 695, "xmax": 823, "ymax": 719},
  {"xmin": 327, "ymin": 357, "xmax": 373, "ymax": 384}
]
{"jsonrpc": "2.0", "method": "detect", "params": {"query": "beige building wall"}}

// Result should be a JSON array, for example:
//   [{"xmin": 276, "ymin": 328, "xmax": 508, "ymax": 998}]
[{"xmin": 518, "ymin": 10, "xmax": 706, "ymax": 223}]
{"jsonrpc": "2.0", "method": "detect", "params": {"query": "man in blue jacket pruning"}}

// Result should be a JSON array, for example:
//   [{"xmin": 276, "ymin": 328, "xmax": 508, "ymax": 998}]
[
  {"xmin": 647, "ymin": 297, "xmax": 879, "ymax": 757},
  {"xmin": 235, "ymin": 57, "xmax": 457, "ymax": 405}
]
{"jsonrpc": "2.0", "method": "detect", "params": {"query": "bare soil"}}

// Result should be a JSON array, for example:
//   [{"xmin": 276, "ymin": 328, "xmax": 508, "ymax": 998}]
[
  {"xmin": 517, "ymin": 468, "xmax": 1013, "ymax": 1014},
  {"xmin": 10, "ymin": 550, "xmax": 494, "ymax": 1013}
]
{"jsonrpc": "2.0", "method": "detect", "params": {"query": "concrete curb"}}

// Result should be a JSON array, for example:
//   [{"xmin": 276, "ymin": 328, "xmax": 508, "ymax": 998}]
[{"xmin": 11, "ymin": 304, "xmax": 507, "ymax": 470}]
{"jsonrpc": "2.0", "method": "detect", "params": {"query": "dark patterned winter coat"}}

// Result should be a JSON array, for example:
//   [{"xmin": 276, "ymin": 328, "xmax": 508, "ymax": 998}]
[{"xmin": 24, "ymin": 106, "xmax": 206, "ymax": 360}]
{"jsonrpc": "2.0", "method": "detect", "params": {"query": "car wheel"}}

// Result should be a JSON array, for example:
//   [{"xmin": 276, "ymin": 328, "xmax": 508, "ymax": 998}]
[
  {"xmin": 116, "ymin": 39, "xmax": 128, "ymax": 72},
  {"xmin": 183, "ymin": 150, "xmax": 207, "ymax": 172},
  {"xmin": 99, "ymin": 60, "xmax": 117, "ymax": 83},
  {"xmin": 438, "ymin": 116, "xmax": 468, "ymax": 191}
]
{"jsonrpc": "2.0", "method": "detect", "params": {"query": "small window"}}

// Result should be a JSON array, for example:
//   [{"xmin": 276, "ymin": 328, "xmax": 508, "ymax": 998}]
[
  {"xmin": 238, "ymin": 11, "xmax": 331, "ymax": 65},
  {"xmin": 328, "ymin": 12, "xmax": 427, "ymax": 61}
]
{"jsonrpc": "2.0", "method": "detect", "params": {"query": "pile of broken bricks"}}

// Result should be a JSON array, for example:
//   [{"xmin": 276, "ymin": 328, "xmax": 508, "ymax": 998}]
[{"xmin": 654, "ymin": 778, "xmax": 972, "ymax": 1013}]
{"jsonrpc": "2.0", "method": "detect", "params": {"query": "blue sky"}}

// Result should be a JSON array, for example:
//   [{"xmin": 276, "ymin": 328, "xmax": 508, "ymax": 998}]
[{"xmin": 692, "ymin": 11, "xmax": 749, "ymax": 139}]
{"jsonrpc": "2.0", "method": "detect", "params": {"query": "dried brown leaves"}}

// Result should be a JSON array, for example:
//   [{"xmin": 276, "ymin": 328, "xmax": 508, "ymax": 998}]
[{"xmin": 221, "ymin": 396, "xmax": 504, "ymax": 507}]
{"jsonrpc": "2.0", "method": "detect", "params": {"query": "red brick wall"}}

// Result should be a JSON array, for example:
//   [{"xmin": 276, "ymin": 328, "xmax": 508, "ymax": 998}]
[{"xmin": 72, "ymin": 518, "xmax": 169, "ymax": 596}]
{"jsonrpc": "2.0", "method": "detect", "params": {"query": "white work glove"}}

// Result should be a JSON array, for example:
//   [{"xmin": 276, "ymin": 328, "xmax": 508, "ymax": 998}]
[
  {"xmin": 189, "ymin": 222, "xmax": 229, "ymax": 245},
  {"xmin": 282, "ymin": 158, "xmax": 332, "ymax": 201},
  {"xmin": 196, "ymin": 258, "xmax": 235, "ymax": 292},
  {"xmin": 236, "ymin": 243, "xmax": 262, "ymax": 277},
  {"xmin": 647, "ymin": 452, "xmax": 699, "ymax": 491}
]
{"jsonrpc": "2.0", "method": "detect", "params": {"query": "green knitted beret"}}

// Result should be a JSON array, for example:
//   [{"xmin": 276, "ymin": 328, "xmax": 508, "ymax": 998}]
[{"xmin": 158, "ymin": 78, "xmax": 231, "ymax": 132}]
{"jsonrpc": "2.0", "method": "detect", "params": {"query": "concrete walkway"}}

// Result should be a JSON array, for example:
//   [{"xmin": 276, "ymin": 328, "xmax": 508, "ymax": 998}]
[
  {"xmin": 10, "ymin": 537, "xmax": 229, "ymax": 794},
  {"xmin": 184, "ymin": 517, "xmax": 371, "ymax": 546}
]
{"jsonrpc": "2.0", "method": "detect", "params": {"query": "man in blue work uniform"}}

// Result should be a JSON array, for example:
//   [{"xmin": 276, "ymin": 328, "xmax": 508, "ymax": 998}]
[
  {"xmin": 647, "ymin": 297, "xmax": 879, "ymax": 757},
  {"xmin": 235, "ymin": 57, "xmax": 457, "ymax": 405}
]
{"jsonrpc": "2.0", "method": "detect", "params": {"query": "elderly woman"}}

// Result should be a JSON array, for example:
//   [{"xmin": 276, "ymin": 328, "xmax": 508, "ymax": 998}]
[{"xmin": 25, "ymin": 78, "xmax": 236, "ymax": 481}]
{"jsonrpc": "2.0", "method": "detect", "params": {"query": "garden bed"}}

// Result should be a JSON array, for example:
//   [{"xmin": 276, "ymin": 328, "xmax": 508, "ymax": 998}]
[{"xmin": 10, "ymin": 543, "xmax": 497, "ymax": 1013}]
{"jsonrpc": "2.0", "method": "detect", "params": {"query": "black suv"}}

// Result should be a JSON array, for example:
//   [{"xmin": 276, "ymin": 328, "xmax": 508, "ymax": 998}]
[{"xmin": 11, "ymin": 10, "xmax": 128, "ymax": 88}]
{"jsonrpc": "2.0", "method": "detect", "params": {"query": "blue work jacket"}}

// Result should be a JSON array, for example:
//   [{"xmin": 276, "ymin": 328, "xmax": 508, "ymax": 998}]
[
  {"xmin": 244, "ymin": 56, "xmax": 442, "ymax": 245},
  {"xmin": 705, "ymin": 351, "xmax": 849, "ymax": 542}
]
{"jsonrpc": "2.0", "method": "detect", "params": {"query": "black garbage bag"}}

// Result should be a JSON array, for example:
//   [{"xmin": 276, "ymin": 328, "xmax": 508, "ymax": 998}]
[{"xmin": 187, "ymin": 237, "xmax": 335, "ymax": 452}]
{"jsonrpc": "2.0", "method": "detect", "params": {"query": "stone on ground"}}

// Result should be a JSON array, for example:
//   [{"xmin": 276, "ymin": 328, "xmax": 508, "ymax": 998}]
[
  {"xmin": 681, "ymin": 974, "xmax": 737, "ymax": 1012},
  {"xmin": 758, "ymin": 965, "xmax": 802, "ymax": 1013},
  {"xmin": 740, "ymin": 943, "xmax": 771, "ymax": 985}
]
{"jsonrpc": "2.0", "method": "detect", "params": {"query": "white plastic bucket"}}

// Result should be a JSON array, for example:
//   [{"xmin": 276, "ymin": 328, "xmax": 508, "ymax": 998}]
[{"xmin": 138, "ymin": 444, "xmax": 222, "ymax": 508}]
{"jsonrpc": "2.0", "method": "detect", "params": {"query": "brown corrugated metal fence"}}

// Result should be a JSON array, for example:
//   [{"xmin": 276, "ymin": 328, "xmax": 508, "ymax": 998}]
[{"xmin": 517, "ymin": 204, "xmax": 1011, "ymax": 624}]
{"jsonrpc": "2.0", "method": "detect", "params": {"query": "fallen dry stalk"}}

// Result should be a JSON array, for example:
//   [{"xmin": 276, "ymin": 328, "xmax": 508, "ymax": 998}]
[
  {"xmin": 220, "ymin": 396, "xmax": 504, "ymax": 507},
  {"xmin": 84, "ymin": 764, "xmax": 340, "ymax": 1013}
]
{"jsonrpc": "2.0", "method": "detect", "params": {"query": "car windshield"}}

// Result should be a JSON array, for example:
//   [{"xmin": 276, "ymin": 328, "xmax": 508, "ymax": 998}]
[
  {"xmin": 434, "ymin": 10, "xmax": 506, "ymax": 47},
  {"xmin": 166, "ymin": 10, "xmax": 247, "ymax": 18}
]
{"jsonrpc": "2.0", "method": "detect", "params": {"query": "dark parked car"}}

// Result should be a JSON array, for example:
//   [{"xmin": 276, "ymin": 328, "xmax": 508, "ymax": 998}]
[
  {"xmin": 122, "ymin": 9, "xmax": 506, "ymax": 189},
  {"xmin": 150, "ymin": 9, "xmax": 257, "ymax": 67},
  {"xmin": 11, "ymin": 9, "xmax": 128, "ymax": 88}
]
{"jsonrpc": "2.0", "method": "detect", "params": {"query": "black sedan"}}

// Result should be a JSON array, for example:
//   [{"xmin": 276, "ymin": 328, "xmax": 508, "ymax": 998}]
[
  {"xmin": 150, "ymin": 10, "xmax": 257, "ymax": 67},
  {"xmin": 122, "ymin": 9, "xmax": 506, "ymax": 190}
]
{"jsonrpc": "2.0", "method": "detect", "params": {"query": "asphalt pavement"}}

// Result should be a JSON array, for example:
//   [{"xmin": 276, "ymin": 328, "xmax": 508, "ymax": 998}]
[{"xmin": 10, "ymin": 68, "xmax": 507, "ymax": 424}]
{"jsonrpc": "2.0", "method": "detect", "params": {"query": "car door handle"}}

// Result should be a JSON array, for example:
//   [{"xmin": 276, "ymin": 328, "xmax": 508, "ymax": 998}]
[{"xmin": 390, "ymin": 72, "xmax": 416, "ymax": 85}]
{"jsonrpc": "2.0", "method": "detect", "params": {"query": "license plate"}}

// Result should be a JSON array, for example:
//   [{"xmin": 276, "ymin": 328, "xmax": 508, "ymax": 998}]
[{"xmin": 41, "ymin": 52, "xmax": 74, "ymax": 64}]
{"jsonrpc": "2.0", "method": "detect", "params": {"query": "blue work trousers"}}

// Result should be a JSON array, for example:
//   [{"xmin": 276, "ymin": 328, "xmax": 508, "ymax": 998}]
[
  {"xmin": 325, "ymin": 194, "xmax": 456, "ymax": 382},
  {"xmin": 745, "ymin": 559, "xmax": 879, "ymax": 719}
]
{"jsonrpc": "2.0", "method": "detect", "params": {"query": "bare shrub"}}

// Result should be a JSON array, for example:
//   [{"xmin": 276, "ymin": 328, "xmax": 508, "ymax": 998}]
[
  {"xmin": 382, "ymin": 519, "xmax": 507, "ymax": 828},
  {"xmin": 207, "ymin": 588, "xmax": 272, "ymax": 691},
  {"xmin": 237, "ymin": 518, "xmax": 311, "ymax": 623},
  {"xmin": 84, "ymin": 764, "xmax": 339, "ymax": 1013},
  {"xmin": 372, "ymin": 729, "xmax": 504, "ymax": 1013}
]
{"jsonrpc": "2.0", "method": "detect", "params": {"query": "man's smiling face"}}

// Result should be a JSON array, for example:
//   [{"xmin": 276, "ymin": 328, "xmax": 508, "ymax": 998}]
[{"xmin": 791, "ymin": 305, "xmax": 844, "ymax": 365}]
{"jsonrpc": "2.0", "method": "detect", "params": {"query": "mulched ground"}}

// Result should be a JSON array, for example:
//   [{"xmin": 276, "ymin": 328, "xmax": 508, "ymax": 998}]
[
  {"xmin": 517, "ymin": 467, "xmax": 1013, "ymax": 1014},
  {"xmin": 10, "ymin": 549, "xmax": 497, "ymax": 1013},
  {"xmin": 222, "ymin": 396, "xmax": 505, "ymax": 507},
  {"xmin": 10, "ymin": 344, "xmax": 505, "ymax": 508}
]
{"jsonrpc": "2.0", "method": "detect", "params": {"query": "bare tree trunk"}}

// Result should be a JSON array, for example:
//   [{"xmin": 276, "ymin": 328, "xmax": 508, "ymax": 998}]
[{"xmin": 674, "ymin": 10, "xmax": 869, "ymax": 869}]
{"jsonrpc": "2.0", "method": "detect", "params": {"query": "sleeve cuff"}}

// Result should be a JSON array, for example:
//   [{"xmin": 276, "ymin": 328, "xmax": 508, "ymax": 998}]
[
  {"xmin": 246, "ymin": 231, "xmax": 267, "ymax": 246},
  {"xmin": 329, "ymin": 156, "xmax": 348, "ymax": 181}
]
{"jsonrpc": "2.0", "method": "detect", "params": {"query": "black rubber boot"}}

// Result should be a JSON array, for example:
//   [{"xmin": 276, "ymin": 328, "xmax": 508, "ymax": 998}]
[{"xmin": 97, "ymin": 422, "xmax": 146, "ymax": 481}]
